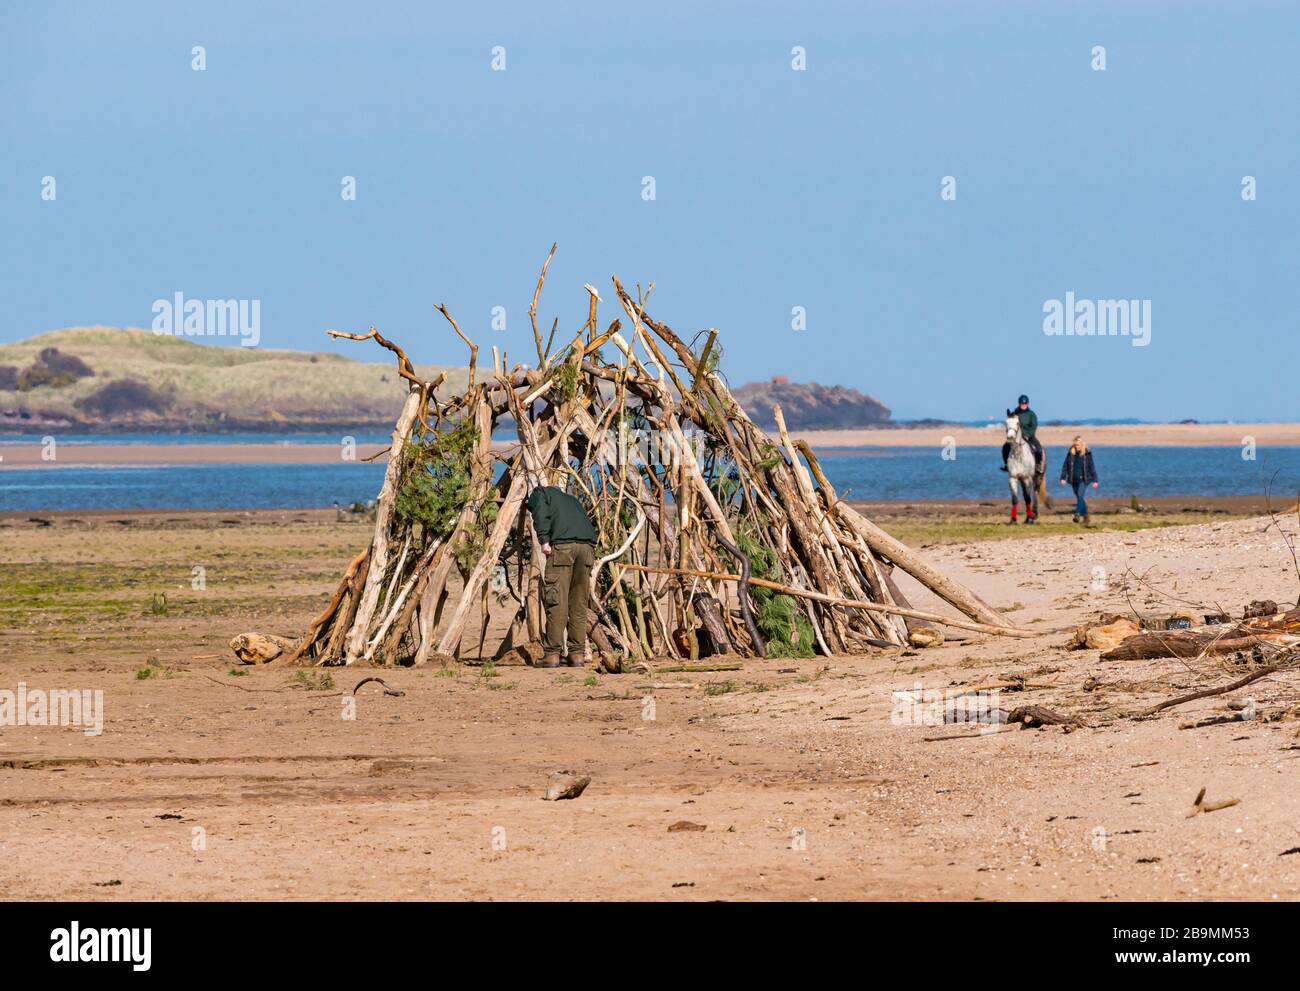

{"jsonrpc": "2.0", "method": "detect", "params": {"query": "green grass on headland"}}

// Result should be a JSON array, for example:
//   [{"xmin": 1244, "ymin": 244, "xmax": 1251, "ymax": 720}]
[{"xmin": 0, "ymin": 326, "xmax": 465, "ymax": 427}]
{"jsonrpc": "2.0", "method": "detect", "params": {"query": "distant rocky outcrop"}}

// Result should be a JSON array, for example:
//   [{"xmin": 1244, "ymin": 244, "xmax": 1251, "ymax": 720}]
[{"xmin": 733, "ymin": 376, "xmax": 891, "ymax": 431}]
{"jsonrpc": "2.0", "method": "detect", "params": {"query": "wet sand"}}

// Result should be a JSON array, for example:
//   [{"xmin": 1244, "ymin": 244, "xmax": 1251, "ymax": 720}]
[{"xmin": 2, "ymin": 506, "xmax": 1299, "ymax": 900}]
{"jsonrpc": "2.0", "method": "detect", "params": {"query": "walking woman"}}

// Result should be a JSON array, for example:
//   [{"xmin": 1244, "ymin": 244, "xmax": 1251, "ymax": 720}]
[{"xmin": 1059, "ymin": 436, "xmax": 1099, "ymax": 524}]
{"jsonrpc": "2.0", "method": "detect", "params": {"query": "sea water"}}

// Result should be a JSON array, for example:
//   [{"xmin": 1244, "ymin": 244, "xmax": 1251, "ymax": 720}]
[{"xmin": 1, "ymin": 441, "xmax": 1296, "ymax": 512}]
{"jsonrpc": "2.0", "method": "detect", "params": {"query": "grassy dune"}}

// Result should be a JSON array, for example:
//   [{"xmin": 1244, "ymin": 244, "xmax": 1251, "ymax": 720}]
[{"xmin": 0, "ymin": 326, "xmax": 467, "ymax": 428}]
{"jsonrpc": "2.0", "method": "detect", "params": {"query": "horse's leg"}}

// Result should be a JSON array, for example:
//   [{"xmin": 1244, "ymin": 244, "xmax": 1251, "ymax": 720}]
[
  {"xmin": 1008, "ymin": 476, "xmax": 1018, "ymax": 523},
  {"xmin": 1026, "ymin": 478, "xmax": 1036, "ymax": 522}
]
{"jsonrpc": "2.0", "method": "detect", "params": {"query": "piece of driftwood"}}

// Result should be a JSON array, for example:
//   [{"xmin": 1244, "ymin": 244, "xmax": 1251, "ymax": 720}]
[
  {"xmin": 656, "ymin": 662, "xmax": 743, "ymax": 673},
  {"xmin": 1004, "ymin": 705, "xmax": 1080, "ymax": 729},
  {"xmin": 1101, "ymin": 607, "xmax": 1300, "ymax": 661},
  {"xmin": 285, "ymin": 547, "xmax": 370, "ymax": 664},
  {"xmin": 1067, "ymin": 616, "xmax": 1142, "ymax": 652},
  {"xmin": 1102, "ymin": 631, "xmax": 1278, "ymax": 660},
  {"xmin": 692, "ymin": 593, "xmax": 733, "ymax": 656},
  {"xmin": 1244, "ymin": 606, "xmax": 1300, "ymax": 632},
  {"xmin": 1138, "ymin": 665, "xmax": 1279, "ymax": 718},
  {"xmin": 834, "ymin": 503, "xmax": 1009, "ymax": 630},
  {"xmin": 715, "ymin": 532, "xmax": 767, "ymax": 655},
  {"xmin": 618, "ymin": 563, "xmax": 1030, "ymax": 638},
  {"xmin": 351, "ymin": 677, "xmax": 405, "ymax": 697},
  {"xmin": 1187, "ymin": 787, "xmax": 1239, "ymax": 817}
]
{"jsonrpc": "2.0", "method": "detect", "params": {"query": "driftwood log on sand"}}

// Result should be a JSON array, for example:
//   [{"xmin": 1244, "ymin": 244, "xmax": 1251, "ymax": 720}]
[
  {"xmin": 1101, "ymin": 607, "xmax": 1300, "ymax": 661},
  {"xmin": 285, "ymin": 247, "xmax": 1027, "ymax": 667}
]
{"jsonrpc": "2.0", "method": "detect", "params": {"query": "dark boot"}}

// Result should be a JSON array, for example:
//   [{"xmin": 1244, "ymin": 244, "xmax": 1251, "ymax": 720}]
[
  {"xmin": 563, "ymin": 653, "xmax": 585, "ymax": 668},
  {"xmin": 535, "ymin": 653, "xmax": 562, "ymax": 668}
]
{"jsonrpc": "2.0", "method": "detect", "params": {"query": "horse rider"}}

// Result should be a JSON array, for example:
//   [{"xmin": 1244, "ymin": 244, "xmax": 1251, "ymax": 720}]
[{"xmin": 1001, "ymin": 394, "xmax": 1044, "ymax": 475}]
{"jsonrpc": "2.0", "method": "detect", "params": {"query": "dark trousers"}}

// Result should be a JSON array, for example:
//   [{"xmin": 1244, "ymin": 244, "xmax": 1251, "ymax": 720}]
[{"xmin": 543, "ymin": 541, "xmax": 595, "ymax": 655}]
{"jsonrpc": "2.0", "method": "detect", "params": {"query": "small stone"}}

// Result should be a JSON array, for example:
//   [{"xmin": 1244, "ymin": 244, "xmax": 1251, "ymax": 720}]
[
  {"xmin": 908, "ymin": 628, "xmax": 944, "ymax": 648},
  {"xmin": 668, "ymin": 820, "xmax": 707, "ymax": 832},
  {"xmin": 229, "ymin": 632, "xmax": 295, "ymax": 664},
  {"xmin": 545, "ymin": 771, "xmax": 591, "ymax": 801}
]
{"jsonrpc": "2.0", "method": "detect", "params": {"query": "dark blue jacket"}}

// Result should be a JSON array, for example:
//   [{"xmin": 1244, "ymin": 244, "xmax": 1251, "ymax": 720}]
[{"xmin": 1059, "ymin": 447, "xmax": 1098, "ymax": 485}]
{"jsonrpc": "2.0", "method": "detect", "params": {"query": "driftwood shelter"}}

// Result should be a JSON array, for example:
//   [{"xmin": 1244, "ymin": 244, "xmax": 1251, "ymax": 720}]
[{"xmin": 289, "ymin": 248, "xmax": 1029, "ymax": 669}]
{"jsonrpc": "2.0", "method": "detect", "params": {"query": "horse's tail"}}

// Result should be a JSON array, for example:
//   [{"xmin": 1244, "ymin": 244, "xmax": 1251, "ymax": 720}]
[{"xmin": 1037, "ymin": 472, "xmax": 1052, "ymax": 509}]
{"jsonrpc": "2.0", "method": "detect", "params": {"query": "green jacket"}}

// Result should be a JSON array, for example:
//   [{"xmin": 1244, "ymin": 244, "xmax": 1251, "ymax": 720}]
[
  {"xmin": 1015, "ymin": 407, "xmax": 1039, "ymax": 439},
  {"xmin": 526, "ymin": 486, "xmax": 597, "ymax": 546}
]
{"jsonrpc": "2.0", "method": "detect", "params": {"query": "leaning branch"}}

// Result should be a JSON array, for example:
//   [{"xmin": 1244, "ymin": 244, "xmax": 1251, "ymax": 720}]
[{"xmin": 615, "ymin": 563, "xmax": 1034, "ymax": 639}]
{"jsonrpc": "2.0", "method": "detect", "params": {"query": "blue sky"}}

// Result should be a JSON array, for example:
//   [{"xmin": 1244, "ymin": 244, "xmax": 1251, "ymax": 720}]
[{"xmin": 1, "ymin": 0, "xmax": 1296, "ymax": 421}]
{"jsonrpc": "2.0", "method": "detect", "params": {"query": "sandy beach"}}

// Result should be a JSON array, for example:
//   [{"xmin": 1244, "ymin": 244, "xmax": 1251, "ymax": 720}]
[
  {"xmin": 1, "ymin": 422, "xmax": 1296, "ymax": 468},
  {"xmin": 802, "ymin": 422, "xmax": 1300, "ymax": 450},
  {"xmin": 2, "ymin": 506, "xmax": 1298, "ymax": 900}
]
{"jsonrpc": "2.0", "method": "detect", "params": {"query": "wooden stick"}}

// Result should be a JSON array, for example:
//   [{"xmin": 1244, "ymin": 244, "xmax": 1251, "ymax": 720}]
[
  {"xmin": 692, "ymin": 329, "xmax": 717, "ymax": 396},
  {"xmin": 1187, "ymin": 787, "xmax": 1240, "ymax": 816},
  {"xmin": 657, "ymin": 663, "xmax": 742, "ymax": 673},
  {"xmin": 1137, "ymin": 665, "xmax": 1279, "ymax": 718},
  {"xmin": 343, "ymin": 391, "xmax": 422, "ymax": 663},
  {"xmin": 529, "ymin": 242, "xmax": 557, "ymax": 365},
  {"xmin": 615, "ymin": 563, "xmax": 1034, "ymax": 638},
  {"xmin": 592, "ymin": 505, "xmax": 646, "ymax": 594},
  {"xmin": 436, "ymin": 303, "xmax": 477, "ymax": 388},
  {"xmin": 835, "ymin": 503, "xmax": 1011, "ymax": 630},
  {"xmin": 285, "ymin": 546, "xmax": 369, "ymax": 663}
]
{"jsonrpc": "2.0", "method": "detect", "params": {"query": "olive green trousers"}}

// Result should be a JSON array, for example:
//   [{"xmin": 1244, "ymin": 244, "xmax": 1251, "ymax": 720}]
[{"xmin": 542, "ymin": 541, "xmax": 595, "ymax": 655}]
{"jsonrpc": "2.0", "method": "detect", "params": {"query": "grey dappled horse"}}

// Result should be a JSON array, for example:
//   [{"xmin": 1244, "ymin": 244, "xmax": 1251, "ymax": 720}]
[{"xmin": 1004, "ymin": 412, "xmax": 1046, "ymax": 524}]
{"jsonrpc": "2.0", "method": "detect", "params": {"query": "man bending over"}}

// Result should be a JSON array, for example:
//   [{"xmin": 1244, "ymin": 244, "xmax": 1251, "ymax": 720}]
[{"xmin": 526, "ymin": 478, "xmax": 598, "ymax": 668}]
